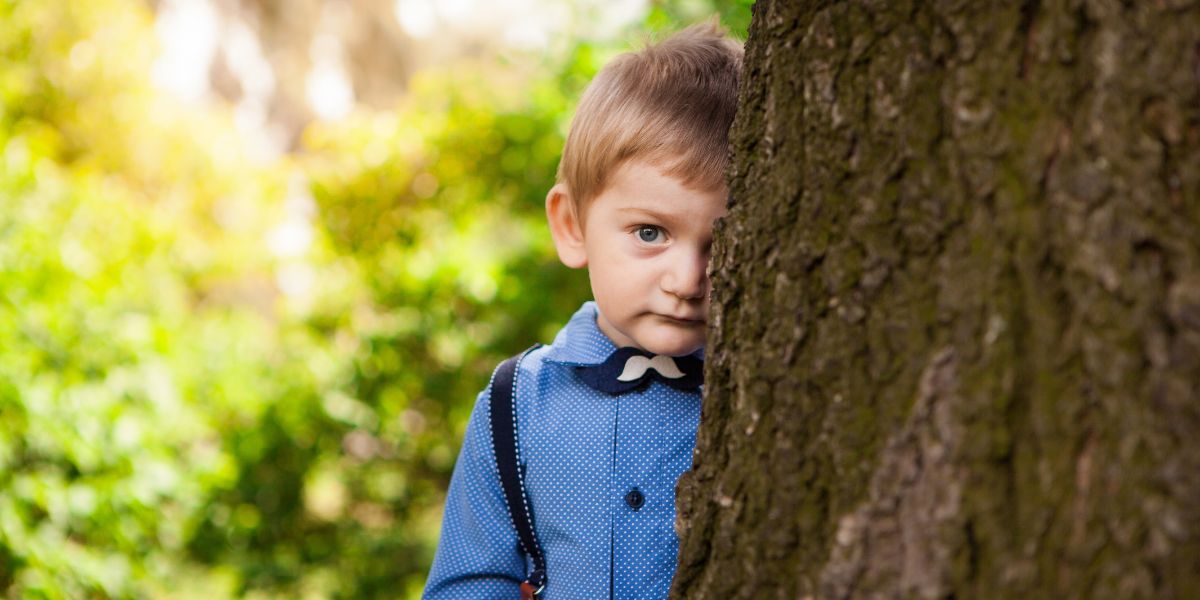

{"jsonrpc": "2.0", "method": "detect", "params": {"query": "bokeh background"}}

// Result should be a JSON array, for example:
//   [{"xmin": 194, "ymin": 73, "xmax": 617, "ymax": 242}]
[{"xmin": 0, "ymin": 0, "xmax": 749, "ymax": 597}]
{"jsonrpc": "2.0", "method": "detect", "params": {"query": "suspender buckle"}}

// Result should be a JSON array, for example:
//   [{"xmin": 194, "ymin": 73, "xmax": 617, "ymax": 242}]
[{"xmin": 520, "ymin": 580, "xmax": 545, "ymax": 599}]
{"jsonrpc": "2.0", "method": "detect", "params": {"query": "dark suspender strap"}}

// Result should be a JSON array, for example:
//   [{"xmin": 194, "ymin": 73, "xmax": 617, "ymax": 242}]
[{"xmin": 488, "ymin": 344, "xmax": 546, "ymax": 599}]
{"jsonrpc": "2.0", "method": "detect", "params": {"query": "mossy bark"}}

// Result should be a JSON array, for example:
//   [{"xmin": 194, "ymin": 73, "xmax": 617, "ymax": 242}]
[{"xmin": 673, "ymin": 1, "xmax": 1200, "ymax": 598}]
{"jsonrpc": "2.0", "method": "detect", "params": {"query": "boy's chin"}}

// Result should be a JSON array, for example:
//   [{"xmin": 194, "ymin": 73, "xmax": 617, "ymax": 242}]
[{"xmin": 632, "ymin": 329, "xmax": 705, "ymax": 357}]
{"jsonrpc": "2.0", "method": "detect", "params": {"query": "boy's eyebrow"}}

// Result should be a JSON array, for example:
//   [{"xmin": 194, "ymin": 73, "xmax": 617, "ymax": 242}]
[{"xmin": 616, "ymin": 206, "xmax": 678, "ymax": 221}]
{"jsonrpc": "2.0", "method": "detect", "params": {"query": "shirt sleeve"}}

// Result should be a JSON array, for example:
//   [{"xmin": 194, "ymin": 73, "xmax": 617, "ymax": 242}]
[{"xmin": 423, "ymin": 385, "xmax": 525, "ymax": 599}]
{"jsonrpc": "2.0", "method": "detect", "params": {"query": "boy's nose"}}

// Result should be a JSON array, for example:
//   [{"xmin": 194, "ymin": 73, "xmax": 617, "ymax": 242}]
[{"xmin": 661, "ymin": 249, "xmax": 709, "ymax": 300}]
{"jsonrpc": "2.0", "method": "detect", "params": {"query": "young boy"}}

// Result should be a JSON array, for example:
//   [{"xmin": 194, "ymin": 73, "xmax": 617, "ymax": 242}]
[{"xmin": 424, "ymin": 22, "xmax": 742, "ymax": 599}]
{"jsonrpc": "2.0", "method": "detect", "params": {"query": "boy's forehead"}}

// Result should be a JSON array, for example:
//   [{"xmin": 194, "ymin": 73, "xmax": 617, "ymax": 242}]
[
  {"xmin": 609, "ymin": 160, "xmax": 725, "ymax": 196},
  {"xmin": 616, "ymin": 161, "xmax": 723, "ymax": 195},
  {"xmin": 583, "ymin": 161, "xmax": 727, "ymax": 225}
]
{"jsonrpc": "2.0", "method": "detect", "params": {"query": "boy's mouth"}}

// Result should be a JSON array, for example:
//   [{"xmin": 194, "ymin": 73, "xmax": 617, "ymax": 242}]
[{"xmin": 659, "ymin": 314, "xmax": 705, "ymax": 325}]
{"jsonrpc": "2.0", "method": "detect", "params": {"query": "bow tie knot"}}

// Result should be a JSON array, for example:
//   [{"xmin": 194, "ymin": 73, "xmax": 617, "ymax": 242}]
[
  {"xmin": 617, "ymin": 354, "xmax": 686, "ymax": 381},
  {"xmin": 575, "ymin": 347, "xmax": 703, "ymax": 395}
]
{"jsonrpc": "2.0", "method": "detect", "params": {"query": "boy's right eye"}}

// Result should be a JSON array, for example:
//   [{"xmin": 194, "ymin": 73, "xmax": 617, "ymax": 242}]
[{"xmin": 636, "ymin": 225, "xmax": 664, "ymax": 244}]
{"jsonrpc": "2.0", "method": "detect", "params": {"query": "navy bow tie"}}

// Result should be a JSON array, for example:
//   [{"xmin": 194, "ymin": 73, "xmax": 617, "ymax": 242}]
[{"xmin": 574, "ymin": 347, "xmax": 704, "ymax": 395}]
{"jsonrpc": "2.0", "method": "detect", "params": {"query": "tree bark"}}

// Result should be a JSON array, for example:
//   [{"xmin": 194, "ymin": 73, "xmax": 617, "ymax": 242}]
[{"xmin": 674, "ymin": 1, "xmax": 1200, "ymax": 598}]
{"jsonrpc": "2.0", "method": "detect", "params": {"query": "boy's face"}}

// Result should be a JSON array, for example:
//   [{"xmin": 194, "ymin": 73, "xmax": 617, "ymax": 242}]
[{"xmin": 547, "ymin": 160, "xmax": 727, "ymax": 356}]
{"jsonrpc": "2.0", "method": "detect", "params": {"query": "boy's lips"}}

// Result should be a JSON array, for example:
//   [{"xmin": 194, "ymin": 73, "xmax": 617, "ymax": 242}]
[{"xmin": 658, "ymin": 313, "xmax": 705, "ymax": 325}]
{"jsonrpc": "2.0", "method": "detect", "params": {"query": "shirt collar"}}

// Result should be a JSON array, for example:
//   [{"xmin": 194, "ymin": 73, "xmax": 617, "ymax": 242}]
[{"xmin": 543, "ymin": 301, "xmax": 706, "ymax": 366}]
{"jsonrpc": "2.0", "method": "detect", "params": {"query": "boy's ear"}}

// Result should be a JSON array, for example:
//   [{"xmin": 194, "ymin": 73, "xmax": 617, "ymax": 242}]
[{"xmin": 546, "ymin": 183, "xmax": 588, "ymax": 269}]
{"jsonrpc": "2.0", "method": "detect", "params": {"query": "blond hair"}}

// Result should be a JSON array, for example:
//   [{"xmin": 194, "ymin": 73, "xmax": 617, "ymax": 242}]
[{"xmin": 556, "ymin": 20, "xmax": 743, "ymax": 211}]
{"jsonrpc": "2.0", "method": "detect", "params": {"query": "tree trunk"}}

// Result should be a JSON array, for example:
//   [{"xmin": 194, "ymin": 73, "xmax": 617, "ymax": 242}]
[{"xmin": 673, "ymin": 1, "xmax": 1200, "ymax": 598}]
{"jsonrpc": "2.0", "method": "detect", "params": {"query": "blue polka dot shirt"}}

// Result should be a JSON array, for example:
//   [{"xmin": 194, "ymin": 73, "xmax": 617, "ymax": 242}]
[{"xmin": 423, "ymin": 301, "xmax": 703, "ymax": 599}]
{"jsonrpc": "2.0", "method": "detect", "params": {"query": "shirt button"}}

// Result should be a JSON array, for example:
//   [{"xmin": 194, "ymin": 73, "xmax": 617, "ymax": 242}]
[{"xmin": 625, "ymin": 488, "xmax": 645, "ymax": 510}]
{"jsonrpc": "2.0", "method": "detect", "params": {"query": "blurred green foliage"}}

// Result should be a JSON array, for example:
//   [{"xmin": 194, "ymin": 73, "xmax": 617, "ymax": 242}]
[{"xmin": 0, "ymin": 0, "xmax": 747, "ymax": 598}]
